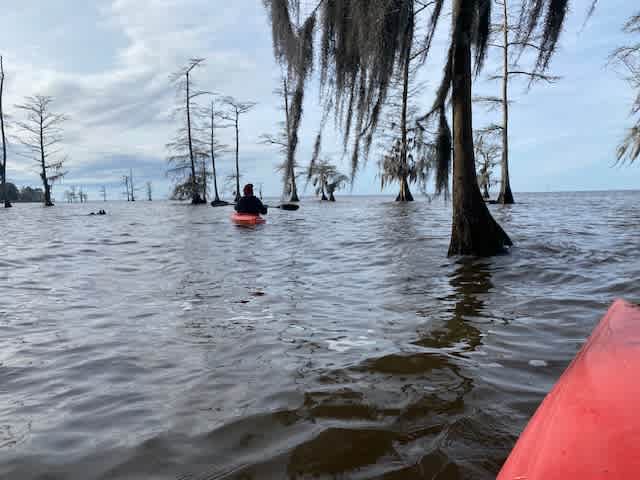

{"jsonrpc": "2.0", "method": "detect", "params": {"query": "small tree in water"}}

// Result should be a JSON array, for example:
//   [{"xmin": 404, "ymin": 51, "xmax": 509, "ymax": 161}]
[
  {"xmin": 474, "ymin": 129, "xmax": 501, "ymax": 199},
  {"xmin": 611, "ymin": 12, "xmax": 640, "ymax": 164},
  {"xmin": 378, "ymin": 77, "xmax": 435, "ymax": 201},
  {"xmin": 15, "ymin": 95, "xmax": 67, "ymax": 206},
  {"xmin": 220, "ymin": 97, "xmax": 256, "ymax": 202},
  {"xmin": 171, "ymin": 155, "xmax": 209, "ymax": 201},
  {"xmin": 377, "ymin": 3, "xmax": 441, "ymax": 202},
  {"xmin": 261, "ymin": 74, "xmax": 301, "ymax": 202},
  {"xmin": 263, "ymin": 0, "xmax": 586, "ymax": 256},
  {"xmin": 122, "ymin": 175, "xmax": 130, "ymax": 201},
  {"xmin": 128, "ymin": 168, "xmax": 136, "ymax": 201},
  {"xmin": 307, "ymin": 159, "xmax": 348, "ymax": 201},
  {"xmin": 202, "ymin": 99, "xmax": 228, "ymax": 205},
  {"xmin": 168, "ymin": 58, "xmax": 209, "ymax": 204},
  {"xmin": 327, "ymin": 173, "xmax": 349, "ymax": 202},
  {"xmin": 476, "ymin": 0, "xmax": 560, "ymax": 205}
]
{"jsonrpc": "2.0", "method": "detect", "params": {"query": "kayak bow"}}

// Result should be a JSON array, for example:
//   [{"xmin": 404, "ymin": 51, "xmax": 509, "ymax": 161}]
[{"xmin": 498, "ymin": 299, "xmax": 640, "ymax": 479}]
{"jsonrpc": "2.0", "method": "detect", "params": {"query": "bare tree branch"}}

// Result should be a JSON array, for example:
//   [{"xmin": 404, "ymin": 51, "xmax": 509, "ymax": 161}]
[
  {"xmin": 506, "ymin": 70, "xmax": 561, "ymax": 82},
  {"xmin": 220, "ymin": 96, "xmax": 256, "ymax": 201}
]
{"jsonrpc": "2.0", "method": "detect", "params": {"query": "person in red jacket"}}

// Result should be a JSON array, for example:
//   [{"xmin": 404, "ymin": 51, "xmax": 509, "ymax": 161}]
[{"xmin": 235, "ymin": 184, "xmax": 267, "ymax": 215}]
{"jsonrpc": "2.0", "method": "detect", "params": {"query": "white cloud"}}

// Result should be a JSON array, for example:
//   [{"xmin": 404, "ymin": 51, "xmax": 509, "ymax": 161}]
[{"xmin": 0, "ymin": 0, "xmax": 638, "ymax": 198}]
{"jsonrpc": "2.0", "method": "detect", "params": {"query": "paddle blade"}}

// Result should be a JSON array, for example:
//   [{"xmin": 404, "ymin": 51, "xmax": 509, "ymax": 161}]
[{"xmin": 278, "ymin": 203, "xmax": 299, "ymax": 211}]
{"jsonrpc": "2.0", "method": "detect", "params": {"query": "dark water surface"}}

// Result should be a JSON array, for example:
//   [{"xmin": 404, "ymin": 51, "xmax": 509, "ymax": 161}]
[{"xmin": 1, "ymin": 192, "xmax": 638, "ymax": 479}]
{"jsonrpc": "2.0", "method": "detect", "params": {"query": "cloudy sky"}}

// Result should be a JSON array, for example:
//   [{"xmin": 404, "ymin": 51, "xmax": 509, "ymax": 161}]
[{"xmin": 0, "ymin": 0, "xmax": 638, "ymax": 200}]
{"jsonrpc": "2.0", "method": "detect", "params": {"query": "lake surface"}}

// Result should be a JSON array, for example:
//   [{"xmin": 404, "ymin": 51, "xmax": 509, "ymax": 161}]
[{"xmin": 1, "ymin": 191, "xmax": 638, "ymax": 479}]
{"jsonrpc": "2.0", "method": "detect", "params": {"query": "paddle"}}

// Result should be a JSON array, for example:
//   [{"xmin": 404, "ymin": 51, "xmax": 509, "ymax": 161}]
[
  {"xmin": 224, "ymin": 202, "xmax": 300, "ymax": 211},
  {"xmin": 267, "ymin": 203, "xmax": 299, "ymax": 211}
]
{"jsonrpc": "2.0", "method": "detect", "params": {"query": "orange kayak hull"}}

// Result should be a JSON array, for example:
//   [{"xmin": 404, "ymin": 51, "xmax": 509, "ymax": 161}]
[
  {"xmin": 498, "ymin": 299, "xmax": 640, "ymax": 479},
  {"xmin": 231, "ymin": 213, "xmax": 265, "ymax": 226}
]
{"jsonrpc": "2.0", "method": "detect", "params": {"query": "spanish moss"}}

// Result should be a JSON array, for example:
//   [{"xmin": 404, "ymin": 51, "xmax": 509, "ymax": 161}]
[
  {"xmin": 435, "ymin": 106, "xmax": 452, "ymax": 196},
  {"xmin": 472, "ymin": 0, "xmax": 492, "ymax": 75},
  {"xmin": 517, "ymin": 0, "xmax": 569, "ymax": 72},
  {"xmin": 266, "ymin": 0, "xmax": 417, "ymax": 180},
  {"xmin": 264, "ymin": 0, "xmax": 316, "ymax": 198}
]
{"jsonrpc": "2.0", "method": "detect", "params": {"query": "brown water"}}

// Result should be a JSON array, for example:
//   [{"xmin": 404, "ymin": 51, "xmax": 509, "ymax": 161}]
[{"xmin": 0, "ymin": 191, "xmax": 638, "ymax": 479}]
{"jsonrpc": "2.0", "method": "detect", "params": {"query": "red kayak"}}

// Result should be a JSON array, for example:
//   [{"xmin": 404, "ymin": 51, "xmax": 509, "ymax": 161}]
[
  {"xmin": 231, "ymin": 213, "xmax": 265, "ymax": 226},
  {"xmin": 498, "ymin": 299, "xmax": 640, "ymax": 479}
]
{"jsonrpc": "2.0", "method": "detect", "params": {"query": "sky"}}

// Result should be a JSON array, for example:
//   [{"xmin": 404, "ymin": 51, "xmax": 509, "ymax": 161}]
[{"xmin": 0, "ymin": 0, "xmax": 638, "ymax": 201}]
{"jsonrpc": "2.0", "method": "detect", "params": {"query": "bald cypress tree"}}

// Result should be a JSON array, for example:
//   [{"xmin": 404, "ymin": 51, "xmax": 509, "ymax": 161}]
[
  {"xmin": 220, "ymin": 97, "xmax": 256, "ymax": 202},
  {"xmin": 15, "ymin": 95, "xmax": 67, "ymax": 206},
  {"xmin": 168, "ymin": 58, "xmax": 208, "ymax": 205},
  {"xmin": 260, "ymin": 75, "xmax": 302, "ymax": 202},
  {"xmin": 263, "ymin": 0, "xmax": 582, "ymax": 255}
]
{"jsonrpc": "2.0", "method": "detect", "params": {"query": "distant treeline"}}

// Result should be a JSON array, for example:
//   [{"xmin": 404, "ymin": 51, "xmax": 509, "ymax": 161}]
[{"xmin": 0, "ymin": 182, "xmax": 45, "ymax": 203}]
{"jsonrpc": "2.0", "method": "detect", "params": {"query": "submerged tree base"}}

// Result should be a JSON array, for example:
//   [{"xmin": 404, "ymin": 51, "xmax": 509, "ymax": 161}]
[
  {"xmin": 395, "ymin": 178, "xmax": 414, "ymax": 202},
  {"xmin": 497, "ymin": 186, "xmax": 515, "ymax": 205},
  {"xmin": 191, "ymin": 195, "xmax": 207, "ymax": 205},
  {"xmin": 448, "ymin": 199, "xmax": 512, "ymax": 257},
  {"xmin": 395, "ymin": 191, "xmax": 414, "ymax": 202},
  {"xmin": 44, "ymin": 201, "xmax": 54, "ymax": 207},
  {"xmin": 3, "ymin": 201, "xmax": 11, "ymax": 208}
]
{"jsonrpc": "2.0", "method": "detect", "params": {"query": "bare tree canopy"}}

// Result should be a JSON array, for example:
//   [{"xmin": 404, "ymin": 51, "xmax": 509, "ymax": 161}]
[
  {"xmin": 478, "ymin": 0, "xmax": 562, "ymax": 205},
  {"xmin": 15, "ymin": 95, "xmax": 68, "ymax": 206},
  {"xmin": 220, "ymin": 96, "xmax": 257, "ymax": 201},
  {"xmin": 260, "ymin": 75, "xmax": 302, "ymax": 202},
  {"xmin": 167, "ymin": 58, "xmax": 209, "ymax": 204},
  {"xmin": 202, "ymin": 99, "xmax": 229, "ymax": 204}
]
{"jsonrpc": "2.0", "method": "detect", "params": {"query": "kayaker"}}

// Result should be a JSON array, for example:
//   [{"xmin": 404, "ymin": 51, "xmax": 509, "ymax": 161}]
[{"xmin": 235, "ymin": 184, "xmax": 267, "ymax": 215}]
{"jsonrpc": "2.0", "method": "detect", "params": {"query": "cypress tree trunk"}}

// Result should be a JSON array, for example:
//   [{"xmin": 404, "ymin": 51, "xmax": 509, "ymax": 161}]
[
  {"xmin": 282, "ymin": 77, "xmax": 300, "ymax": 203},
  {"xmin": 201, "ymin": 159, "xmax": 207, "ymax": 203},
  {"xmin": 186, "ymin": 71, "xmax": 203, "ymax": 205},
  {"xmin": 129, "ymin": 168, "xmax": 135, "ymax": 202},
  {"xmin": 289, "ymin": 167, "xmax": 300, "ymax": 202},
  {"xmin": 211, "ymin": 134, "xmax": 220, "ymax": 203},
  {"xmin": 448, "ymin": 0, "xmax": 511, "ymax": 256},
  {"xmin": 234, "ymin": 108, "xmax": 241, "ymax": 203},
  {"xmin": 211, "ymin": 154, "xmax": 220, "ymax": 202},
  {"xmin": 39, "ymin": 114, "xmax": 53, "ymax": 207},
  {"xmin": 396, "ymin": 176, "xmax": 414, "ymax": 201},
  {"xmin": 0, "ymin": 56, "xmax": 10, "ymax": 208},
  {"xmin": 497, "ymin": 0, "xmax": 514, "ymax": 205}
]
